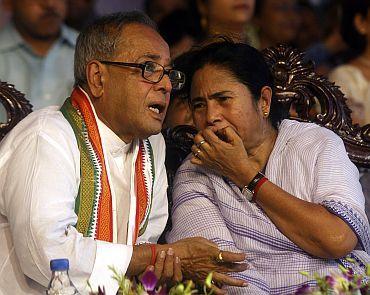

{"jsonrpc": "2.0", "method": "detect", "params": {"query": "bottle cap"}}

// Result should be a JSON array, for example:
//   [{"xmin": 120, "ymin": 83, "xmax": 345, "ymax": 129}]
[{"xmin": 50, "ymin": 259, "xmax": 69, "ymax": 271}]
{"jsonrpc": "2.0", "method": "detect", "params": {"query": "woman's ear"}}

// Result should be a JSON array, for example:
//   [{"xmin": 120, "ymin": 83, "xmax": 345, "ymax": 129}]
[
  {"xmin": 259, "ymin": 86, "xmax": 273, "ymax": 117},
  {"xmin": 86, "ymin": 60, "xmax": 105, "ymax": 98}
]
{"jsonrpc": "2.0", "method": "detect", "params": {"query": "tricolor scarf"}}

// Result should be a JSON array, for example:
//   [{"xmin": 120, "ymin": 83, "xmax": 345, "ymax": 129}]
[{"xmin": 61, "ymin": 87, "xmax": 155, "ymax": 243}]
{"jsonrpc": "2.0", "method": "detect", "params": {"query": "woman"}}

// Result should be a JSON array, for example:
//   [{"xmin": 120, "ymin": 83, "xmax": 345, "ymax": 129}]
[
  {"xmin": 252, "ymin": 0, "xmax": 301, "ymax": 49},
  {"xmin": 167, "ymin": 40, "xmax": 370, "ymax": 294},
  {"xmin": 329, "ymin": 0, "xmax": 370, "ymax": 126},
  {"xmin": 189, "ymin": 0, "xmax": 255, "ymax": 42}
]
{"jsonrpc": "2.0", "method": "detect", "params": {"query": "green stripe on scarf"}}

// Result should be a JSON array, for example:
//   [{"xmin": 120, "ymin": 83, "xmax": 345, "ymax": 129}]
[{"xmin": 61, "ymin": 98, "xmax": 98, "ymax": 238}]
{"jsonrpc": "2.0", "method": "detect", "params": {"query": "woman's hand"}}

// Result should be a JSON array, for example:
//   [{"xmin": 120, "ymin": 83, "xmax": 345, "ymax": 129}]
[{"xmin": 190, "ymin": 126, "xmax": 258, "ymax": 187}]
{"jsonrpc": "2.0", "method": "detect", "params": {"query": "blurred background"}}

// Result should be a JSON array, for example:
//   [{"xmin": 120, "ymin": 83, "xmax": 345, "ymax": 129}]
[{"xmin": 1, "ymin": 0, "xmax": 369, "ymax": 126}]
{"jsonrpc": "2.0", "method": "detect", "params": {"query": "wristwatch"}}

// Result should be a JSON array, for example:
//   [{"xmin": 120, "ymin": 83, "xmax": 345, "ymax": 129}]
[
  {"xmin": 241, "ymin": 172, "xmax": 266, "ymax": 202},
  {"xmin": 241, "ymin": 185, "xmax": 254, "ymax": 201}
]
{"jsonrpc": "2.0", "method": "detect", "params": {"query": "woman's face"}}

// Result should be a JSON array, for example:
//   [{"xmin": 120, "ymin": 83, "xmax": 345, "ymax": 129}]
[
  {"xmin": 190, "ymin": 64, "xmax": 268, "ymax": 150},
  {"xmin": 200, "ymin": 0, "xmax": 255, "ymax": 27},
  {"xmin": 257, "ymin": 0, "xmax": 300, "ymax": 45}
]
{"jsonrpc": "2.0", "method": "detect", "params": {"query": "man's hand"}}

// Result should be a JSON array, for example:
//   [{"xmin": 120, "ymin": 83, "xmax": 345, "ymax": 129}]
[
  {"xmin": 159, "ymin": 237, "xmax": 248, "ymax": 294},
  {"xmin": 150, "ymin": 247, "xmax": 182, "ymax": 285}
]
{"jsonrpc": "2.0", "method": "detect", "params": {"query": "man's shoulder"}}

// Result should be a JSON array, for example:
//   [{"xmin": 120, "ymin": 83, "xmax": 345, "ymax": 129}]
[
  {"xmin": 0, "ymin": 22, "xmax": 22, "ymax": 52},
  {"xmin": 2, "ymin": 106, "xmax": 75, "ymax": 145}
]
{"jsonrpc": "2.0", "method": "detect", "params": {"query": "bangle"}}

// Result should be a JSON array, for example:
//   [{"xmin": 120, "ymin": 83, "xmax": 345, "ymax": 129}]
[
  {"xmin": 252, "ymin": 176, "xmax": 268, "ymax": 201},
  {"xmin": 149, "ymin": 244, "xmax": 156, "ymax": 266}
]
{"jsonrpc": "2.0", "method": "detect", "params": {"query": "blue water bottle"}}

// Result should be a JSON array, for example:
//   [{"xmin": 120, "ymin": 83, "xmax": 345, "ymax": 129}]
[{"xmin": 46, "ymin": 258, "xmax": 79, "ymax": 294}]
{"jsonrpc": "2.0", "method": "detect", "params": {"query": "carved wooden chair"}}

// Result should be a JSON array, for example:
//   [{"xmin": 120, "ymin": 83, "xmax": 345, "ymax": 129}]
[
  {"xmin": 0, "ymin": 80, "xmax": 33, "ymax": 140},
  {"xmin": 162, "ymin": 44, "xmax": 370, "ymax": 234},
  {"xmin": 263, "ymin": 45, "xmax": 370, "ymax": 169}
]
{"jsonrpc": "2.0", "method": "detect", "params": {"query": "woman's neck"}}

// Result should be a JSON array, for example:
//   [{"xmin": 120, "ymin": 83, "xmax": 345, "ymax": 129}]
[{"xmin": 246, "ymin": 124, "xmax": 278, "ymax": 172}]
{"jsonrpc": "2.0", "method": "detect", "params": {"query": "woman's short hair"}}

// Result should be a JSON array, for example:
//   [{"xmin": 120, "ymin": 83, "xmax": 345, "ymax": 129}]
[
  {"xmin": 340, "ymin": 0, "xmax": 370, "ymax": 55},
  {"xmin": 183, "ymin": 39, "xmax": 288, "ymax": 129}
]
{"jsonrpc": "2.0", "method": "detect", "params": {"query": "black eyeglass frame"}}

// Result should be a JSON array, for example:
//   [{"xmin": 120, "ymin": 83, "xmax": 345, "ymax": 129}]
[{"xmin": 99, "ymin": 60, "xmax": 185, "ymax": 90}]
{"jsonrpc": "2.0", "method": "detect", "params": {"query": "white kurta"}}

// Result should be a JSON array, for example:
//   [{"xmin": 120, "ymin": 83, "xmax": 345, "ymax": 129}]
[
  {"xmin": 329, "ymin": 64, "xmax": 370, "ymax": 125},
  {"xmin": 0, "ymin": 106, "xmax": 168, "ymax": 294}
]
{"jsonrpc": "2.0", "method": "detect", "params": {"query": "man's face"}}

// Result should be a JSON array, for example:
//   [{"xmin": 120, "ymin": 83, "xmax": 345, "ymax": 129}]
[
  {"xmin": 9, "ymin": 0, "xmax": 66, "ymax": 40},
  {"xmin": 97, "ymin": 24, "xmax": 172, "ymax": 142}
]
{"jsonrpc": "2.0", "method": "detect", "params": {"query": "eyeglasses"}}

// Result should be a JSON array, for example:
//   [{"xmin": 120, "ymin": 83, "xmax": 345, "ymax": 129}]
[{"xmin": 100, "ymin": 60, "xmax": 185, "ymax": 90}]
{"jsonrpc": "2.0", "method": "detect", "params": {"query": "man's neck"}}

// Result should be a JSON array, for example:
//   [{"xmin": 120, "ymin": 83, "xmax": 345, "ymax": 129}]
[{"xmin": 15, "ymin": 23, "xmax": 60, "ymax": 57}]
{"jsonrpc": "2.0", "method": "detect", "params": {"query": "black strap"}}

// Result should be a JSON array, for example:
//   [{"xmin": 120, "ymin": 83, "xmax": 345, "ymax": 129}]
[{"xmin": 247, "ymin": 172, "xmax": 266, "ymax": 193}]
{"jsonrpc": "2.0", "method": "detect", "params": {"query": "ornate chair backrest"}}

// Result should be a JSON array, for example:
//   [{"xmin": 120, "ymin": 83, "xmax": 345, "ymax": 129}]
[
  {"xmin": 0, "ymin": 80, "xmax": 33, "ymax": 140},
  {"xmin": 262, "ymin": 44, "xmax": 370, "ymax": 169}
]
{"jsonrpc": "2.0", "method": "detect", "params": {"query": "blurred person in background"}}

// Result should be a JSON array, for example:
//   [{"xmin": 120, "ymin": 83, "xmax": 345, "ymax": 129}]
[
  {"xmin": 329, "ymin": 0, "xmax": 370, "ymax": 126},
  {"xmin": 145, "ymin": 0, "xmax": 186, "ymax": 23},
  {"xmin": 251, "ymin": 0, "xmax": 301, "ymax": 49},
  {"xmin": 65, "ymin": 0, "xmax": 98, "ymax": 31},
  {"xmin": 0, "ymin": 0, "xmax": 77, "ymax": 117},
  {"xmin": 301, "ymin": 0, "xmax": 348, "ymax": 76},
  {"xmin": 0, "ymin": 0, "xmax": 11, "ymax": 29},
  {"xmin": 188, "ymin": 0, "xmax": 255, "ymax": 42},
  {"xmin": 158, "ymin": 9, "xmax": 197, "ymax": 59}
]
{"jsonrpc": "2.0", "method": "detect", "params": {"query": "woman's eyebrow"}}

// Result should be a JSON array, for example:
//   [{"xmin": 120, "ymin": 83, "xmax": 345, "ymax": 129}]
[{"xmin": 191, "ymin": 91, "xmax": 234, "ymax": 102}]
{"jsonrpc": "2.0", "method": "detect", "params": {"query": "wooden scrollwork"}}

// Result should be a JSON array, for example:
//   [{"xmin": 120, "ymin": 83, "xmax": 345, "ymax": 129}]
[
  {"xmin": 0, "ymin": 80, "xmax": 33, "ymax": 140},
  {"xmin": 262, "ymin": 45, "xmax": 370, "ymax": 168}
]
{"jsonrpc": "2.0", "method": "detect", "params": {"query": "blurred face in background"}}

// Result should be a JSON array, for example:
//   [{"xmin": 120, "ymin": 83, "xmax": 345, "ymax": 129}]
[
  {"xmin": 147, "ymin": 0, "xmax": 186, "ymax": 22},
  {"xmin": 198, "ymin": 0, "xmax": 255, "ymax": 33},
  {"xmin": 5, "ymin": 0, "xmax": 67, "ymax": 40},
  {"xmin": 66, "ymin": 0, "xmax": 95, "ymax": 27},
  {"xmin": 256, "ymin": 0, "xmax": 301, "ymax": 47}
]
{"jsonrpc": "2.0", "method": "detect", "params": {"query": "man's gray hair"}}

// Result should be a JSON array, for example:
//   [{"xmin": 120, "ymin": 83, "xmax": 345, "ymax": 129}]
[{"xmin": 74, "ymin": 11, "xmax": 157, "ymax": 86}]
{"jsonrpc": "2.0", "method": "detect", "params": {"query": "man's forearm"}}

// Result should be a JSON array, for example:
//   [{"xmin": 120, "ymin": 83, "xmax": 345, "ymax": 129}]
[{"xmin": 127, "ymin": 244, "xmax": 168, "ymax": 276}]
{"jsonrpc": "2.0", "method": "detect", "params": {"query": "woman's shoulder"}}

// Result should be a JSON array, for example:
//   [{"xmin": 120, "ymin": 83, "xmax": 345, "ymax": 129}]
[{"xmin": 277, "ymin": 120, "xmax": 343, "ymax": 150}]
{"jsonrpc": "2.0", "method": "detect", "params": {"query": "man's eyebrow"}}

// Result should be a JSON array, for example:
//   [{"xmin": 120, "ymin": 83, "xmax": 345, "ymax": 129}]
[
  {"xmin": 191, "ymin": 91, "xmax": 234, "ymax": 101},
  {"xmin": 137, "ymin": 53, "xmax": 172, "ymax": 67},
  {"xmin": 141, "ymin": 53, "xmax": 161, "ymax": 60}
]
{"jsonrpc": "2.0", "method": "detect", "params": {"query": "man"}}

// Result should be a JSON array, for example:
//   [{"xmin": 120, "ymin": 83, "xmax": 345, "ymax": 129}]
[
  {"xmin": 0, "ymin": 0, "xmax": 77, "ymax": 116},
  {"xmin": 65, "ymin": 0, "xmax": 98, "ymax": 31},
  {"xmin": 0, "ymin": 12, "xmax": 247, "ymax": 295}
]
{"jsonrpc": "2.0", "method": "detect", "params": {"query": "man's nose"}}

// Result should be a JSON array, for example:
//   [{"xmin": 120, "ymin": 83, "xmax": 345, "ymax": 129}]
[{"xmin": 154, "ymin": 73, "xmax": 172, "ymax": 94}]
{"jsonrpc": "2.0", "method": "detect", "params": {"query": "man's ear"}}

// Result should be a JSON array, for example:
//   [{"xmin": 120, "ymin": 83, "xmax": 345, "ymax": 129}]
[
  {"xmin": 259, "ymin": 86, "xmax": 273, "ymax": 117},
  {"xmin": 86, "ymin": 60, "xmax": 105, "ymax": 98}
]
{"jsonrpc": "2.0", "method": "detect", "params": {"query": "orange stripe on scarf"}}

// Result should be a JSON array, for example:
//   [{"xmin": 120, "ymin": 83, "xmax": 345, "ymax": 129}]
[{"xmin": 134, "ymin": 142, "xmax": 148, "ymax": 243}]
